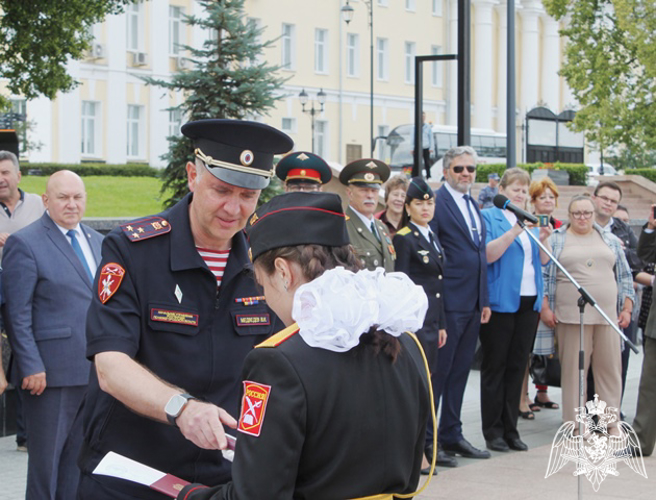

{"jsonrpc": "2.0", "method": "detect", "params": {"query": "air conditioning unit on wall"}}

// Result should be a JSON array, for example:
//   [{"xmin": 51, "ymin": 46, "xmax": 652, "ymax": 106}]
[
  {"xmin": 132, "ymin": 52, "xmax": 148, "ymax": 66},
  {"xmin": 92, "ymin": 43, "xmax": 105, "ymax": 59}
]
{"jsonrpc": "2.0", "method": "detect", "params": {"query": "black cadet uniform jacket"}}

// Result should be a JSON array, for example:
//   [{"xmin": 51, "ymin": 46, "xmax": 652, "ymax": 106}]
[
  {"xmin": 178, "ymin": 326, "xmax": 430, "ymax": 500},
  {"xmin": 393, "ymin": 222, "xmax": 446, "ymax": 370},
  {"xmin": 78, "ymin": 194, "xmax": 281, "ymax": 499}
]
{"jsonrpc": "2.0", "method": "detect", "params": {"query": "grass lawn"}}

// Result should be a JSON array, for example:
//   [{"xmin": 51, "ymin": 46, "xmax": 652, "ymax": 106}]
[{"xmin": 19, "ymin": 176, "xmax": 172, "ymax": 217}]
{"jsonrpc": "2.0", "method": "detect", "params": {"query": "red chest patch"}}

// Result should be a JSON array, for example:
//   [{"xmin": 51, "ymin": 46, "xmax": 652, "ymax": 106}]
[
  {"xmin": 98, "ymin": 263, "xmax": 126, "ymax": 304},
  {"xmin": 238, "ymin": 381, "xmax": 272, "ymax": 437}
]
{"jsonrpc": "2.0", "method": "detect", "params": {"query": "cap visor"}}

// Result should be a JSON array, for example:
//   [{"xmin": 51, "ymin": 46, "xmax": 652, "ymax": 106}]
[{"xmin": 207, "ymin": 166, "xmax": 270, "ymax": 190}]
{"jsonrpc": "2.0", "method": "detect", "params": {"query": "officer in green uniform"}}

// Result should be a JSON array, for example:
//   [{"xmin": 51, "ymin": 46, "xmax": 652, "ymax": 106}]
[
  {"xmin": 339, "ymin": 159, "xmax": 395, "ymax": 272},
  {"xmin": 275, "ymin": 151, "xmax": 332, "ymax": 192}
]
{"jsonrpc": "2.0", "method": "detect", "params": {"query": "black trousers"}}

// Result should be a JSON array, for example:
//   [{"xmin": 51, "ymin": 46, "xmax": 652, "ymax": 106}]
[
  {"xmin": 480, "ymin": 296, "xmax": 539, "ymax": 441},
  {"xmin": 422, "ymin": 148, "xmax": 431, "ymax": 178}
]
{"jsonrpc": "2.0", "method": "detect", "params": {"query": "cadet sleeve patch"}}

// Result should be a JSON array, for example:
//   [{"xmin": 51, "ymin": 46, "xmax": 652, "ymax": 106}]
[
  {"xmin": 396, "ymin": 227, "xmax": 411, "ymax": 236},
  {"xmin": 120, "ymin": 216, "xmax": 171, "ymax": 242},
  {"xmin": 238, "ymin": 381, "xmax": 272, "ymax": 437},
  {"xmin": 98, "ymin": 263, "xmax": 126, "ymax": 304}
]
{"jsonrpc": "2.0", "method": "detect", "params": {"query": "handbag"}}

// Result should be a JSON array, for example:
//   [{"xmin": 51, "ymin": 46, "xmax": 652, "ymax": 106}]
[{"xmin": 529, "ymin": 353, "xmax": 561, "ymax": 388}]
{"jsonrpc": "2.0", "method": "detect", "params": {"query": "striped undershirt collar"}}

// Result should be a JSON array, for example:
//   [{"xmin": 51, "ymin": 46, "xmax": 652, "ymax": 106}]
[{"xmin": 197, "ymin": 247, "xmax": 231, "ymax": 287}]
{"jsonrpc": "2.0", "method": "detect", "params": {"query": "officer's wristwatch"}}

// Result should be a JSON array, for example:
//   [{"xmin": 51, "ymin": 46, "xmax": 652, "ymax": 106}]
[{"xmin": 165, "ymin": 393, "xmax": 196, "ymax": 426}]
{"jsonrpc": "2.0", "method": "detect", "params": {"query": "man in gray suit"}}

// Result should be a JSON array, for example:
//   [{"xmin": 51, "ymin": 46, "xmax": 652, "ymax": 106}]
[{"xmin": 2, "ymin": 170, "xmax": 103, "ymax": 500}]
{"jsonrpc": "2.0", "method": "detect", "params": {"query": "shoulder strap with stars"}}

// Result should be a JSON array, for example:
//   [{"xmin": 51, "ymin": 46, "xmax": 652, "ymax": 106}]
[{"xmin": 120, "ymin": 216, "xmax": 171, "ymax": 242}]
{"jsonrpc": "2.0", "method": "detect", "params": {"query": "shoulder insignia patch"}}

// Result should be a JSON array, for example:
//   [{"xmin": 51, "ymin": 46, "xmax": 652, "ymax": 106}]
[
  {"xmin": 98, "ymin": 263, "xmax": 126, "ymax": 304},
  {"xmin": 256, "ymin": 323, "xmax": 300, "ymax": 348},
  {"xmin": 238, "ymin": 381, "xmax": 271, "ymax": 437},
  {"xmin": 396, "ymin": 226, "xmax": 411, "ymax": 236},
  {"xmin": 120, "ymin": 217, "xmax": 171, "ymax": 242}
]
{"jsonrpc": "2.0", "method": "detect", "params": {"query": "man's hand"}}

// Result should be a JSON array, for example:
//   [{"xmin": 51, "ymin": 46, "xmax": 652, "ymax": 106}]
[
  {"xmin": 618, "ymin": 310, "xmax": 631, "ymax": 329},
  {"xmin": 481, "ymin": 307, "xmax": 491, "ymax": 324},
  {"xmin": 0, "ymin": 232, "xmax": 9, "ymax": 247},
  {"xmin": 438, "ymin": 329, "xmax": 447, "ymax": 348},
  {"xmin": 22, "ymin": 372, "xmax": 47, "ymax": 396},
  {"xmin": 176, "ymin": 400, "xmax": 237, "ymax": 450},
  {"xmin": 0, "ymin": 371, "xmax": 8, "ymax": 395}
]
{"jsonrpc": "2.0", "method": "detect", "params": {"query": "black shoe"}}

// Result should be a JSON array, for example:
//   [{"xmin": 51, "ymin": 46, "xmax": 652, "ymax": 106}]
[
  {"xmin": 506, "ymin": 437, "xmax": 528, "ymax": 451},
  {"xmin": 436, "ymin": 449, "xmax": 458, "ymax": 467},
  {"xmin": 420, "ymin": 465, "xmax": 438, "ymax": 476},
  {"xmin": 442, "ymin": 439, "xmax": 491, "ymax": 459},
  {"xmin": 485, "ymin": 437, "xmax": 509, "ymax": 452}
]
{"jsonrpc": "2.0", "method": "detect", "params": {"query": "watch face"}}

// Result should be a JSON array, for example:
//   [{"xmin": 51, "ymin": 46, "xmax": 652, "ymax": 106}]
[{"xmin": 165, "ymin": 394, "xmax": 187, "ymax": 418}]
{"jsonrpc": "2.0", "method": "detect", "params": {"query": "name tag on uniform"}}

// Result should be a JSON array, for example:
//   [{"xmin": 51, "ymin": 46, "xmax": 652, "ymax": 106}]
[
  {"xmin": 235, "ymin": 314, "xmax": 270, "ymax": 327},
  {"xmin": 150, "ymin": 308, "xmax": 199, "ymax": 327}
]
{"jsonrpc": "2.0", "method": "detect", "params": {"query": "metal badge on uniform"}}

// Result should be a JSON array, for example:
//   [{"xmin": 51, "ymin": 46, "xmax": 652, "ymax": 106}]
[
  {"xmin": 174, "ymin": 285, "xmax": 183, "ymax": 304},
  {"xmin": 238, "ymin": 381, "xmax": 272, "ymax": 437},
  {"xmin": 418, "ymin": 250, "xmax": 430, "ymax": 264},
  {"xmin": 98, "ymin": 263, "xmax": 126, "ymax": 304}
]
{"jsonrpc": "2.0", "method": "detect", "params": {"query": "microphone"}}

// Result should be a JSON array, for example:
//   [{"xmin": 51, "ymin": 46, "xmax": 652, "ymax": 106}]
[{"xmin": 493, "ymin": 194, "xmax": 538, "ymax": 224}]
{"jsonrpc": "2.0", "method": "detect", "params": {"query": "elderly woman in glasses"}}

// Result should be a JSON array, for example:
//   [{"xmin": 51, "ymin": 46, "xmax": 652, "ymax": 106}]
[{"xmin": 541, "ymin": 194, "xmax": 634, "ymax": 429}]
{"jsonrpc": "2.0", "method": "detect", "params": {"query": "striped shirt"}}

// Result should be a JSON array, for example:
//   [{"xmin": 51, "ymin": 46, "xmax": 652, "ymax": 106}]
[{"xmin": 197, "ymin": 247, "xmax": 230, "ymax": 287}]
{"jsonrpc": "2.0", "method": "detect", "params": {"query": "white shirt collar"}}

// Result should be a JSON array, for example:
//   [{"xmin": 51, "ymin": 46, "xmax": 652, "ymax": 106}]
[{"xmin": 350, "ymin": 205, "xmax": 375, "ymax": 226}]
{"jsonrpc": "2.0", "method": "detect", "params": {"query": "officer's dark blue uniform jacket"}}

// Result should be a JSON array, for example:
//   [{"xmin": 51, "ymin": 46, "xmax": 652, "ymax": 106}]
[
  {"xmin": 78, "ymin": 194, "xmax": 280, "ymax": 499},
  {"xmin": 393, "ymin": 222, "xmax": 446, "ymax": 369}
]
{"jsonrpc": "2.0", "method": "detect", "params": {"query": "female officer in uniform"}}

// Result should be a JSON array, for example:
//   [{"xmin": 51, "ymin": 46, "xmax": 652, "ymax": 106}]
[
  {"xmin": 392, "ymin": 177, "xmax": 447, "ymax": 474},
  {"xmin": 177, "ymin": 192, "xmax": 434, "ymax": 500}
]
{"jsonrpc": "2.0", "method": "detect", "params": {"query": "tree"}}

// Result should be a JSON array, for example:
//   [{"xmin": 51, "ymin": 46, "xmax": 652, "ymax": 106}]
[
  {"xmin": 144, "ymin": 0, "xmax": 288, "ymax": 207},
  {"xmin": 543, "ymin": 0, "xmax": 656, "ymax": 161},
  {"xmin": 0, "ymin": 0, "xmax": 133, "ymax": 110}
]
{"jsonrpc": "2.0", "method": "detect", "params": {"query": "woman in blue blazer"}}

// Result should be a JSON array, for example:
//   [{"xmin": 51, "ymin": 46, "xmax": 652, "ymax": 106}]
[{"xmin": 479, "ymin": 168, "xmax": 551, "ymax": 453}]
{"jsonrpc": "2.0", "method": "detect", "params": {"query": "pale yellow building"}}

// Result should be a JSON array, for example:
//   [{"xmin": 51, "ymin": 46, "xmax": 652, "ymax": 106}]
[{"xmin": 5, "ymin": 0, "xmax": 573, "ymax": 167}]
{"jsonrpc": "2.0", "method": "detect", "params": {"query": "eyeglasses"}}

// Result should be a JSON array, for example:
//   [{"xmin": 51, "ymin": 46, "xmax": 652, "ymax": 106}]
[
  {"xmin": 596, "ymin": 195, "xmax": 619, "ymax": 206},
  {"xmin": 569, "ymin": 211, "xmax": 594, "ymax": 219},
  {"xmin": 452, "ymin": 165, "xmax": 476, "ymax": 173}
]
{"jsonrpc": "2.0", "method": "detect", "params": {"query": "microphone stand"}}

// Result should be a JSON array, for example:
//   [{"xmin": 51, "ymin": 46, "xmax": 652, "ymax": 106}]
[{"xmin": 516, "ymin": 217, "xmax": 638, "ymax": 496}]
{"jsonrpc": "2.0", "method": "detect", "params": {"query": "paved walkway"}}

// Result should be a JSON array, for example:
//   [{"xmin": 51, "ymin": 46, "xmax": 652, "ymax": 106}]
[{"xmin": 0, "ymin": 350, "xmax": 652, "ymax": 499}]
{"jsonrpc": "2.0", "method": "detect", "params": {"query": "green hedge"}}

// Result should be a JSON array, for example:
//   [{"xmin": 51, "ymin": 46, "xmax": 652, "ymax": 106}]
[
  {"xmin": 632, "ymin": 168, "xmax": 656, "ymax": 183},
  {"xmin": 20, "ymin": 163, "xmax": 160, "ymax": 178},
  {"xmin": 475, "ymin": 163, "xmax": 588, "ymax": 186}
]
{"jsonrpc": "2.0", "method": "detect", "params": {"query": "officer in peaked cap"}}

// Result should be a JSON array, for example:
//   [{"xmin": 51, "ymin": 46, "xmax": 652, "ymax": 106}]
[
  {"xmin": 275, "ymin": 151, "xmax": 332, "ymax": 192},
  {"xmin": 76, "ymin": 119, "xmax": 293, "ymax": 499},
  {"xmin": 340, "ymin": 158, "xmax": 395, "ymax": 272}
]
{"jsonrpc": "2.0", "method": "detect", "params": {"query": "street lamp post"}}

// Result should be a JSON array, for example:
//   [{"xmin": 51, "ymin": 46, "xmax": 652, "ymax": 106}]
[
  {"xmin": 299, "ymin": 88, "xmax": 326, "ymax": 154},
  {"xmin": 341, "ymin": 0, "xmax": 374, "ymax": 157}
]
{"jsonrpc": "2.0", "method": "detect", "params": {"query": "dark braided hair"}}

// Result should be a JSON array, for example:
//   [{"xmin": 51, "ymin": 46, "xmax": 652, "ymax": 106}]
[{"xmin": 255, "ymin": 244, "xmax": 402, "ymax": 362}]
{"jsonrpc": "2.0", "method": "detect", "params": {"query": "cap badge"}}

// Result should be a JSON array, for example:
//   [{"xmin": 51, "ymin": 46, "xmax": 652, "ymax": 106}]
[
  {"xmin": 424, "ymin": 193, "xmax": 429, "ymax": 200},
  {"xmin": 300, "ymin": 169, "xmax": 306, "ymax": 176},
  {"xmin": 250, "ymin": 213, "xmax": 259, "ymax": 225},
  {"xmin": 297, "ymin": 153, "xmax": 309, "ymax": 161},
  {"xmin": 365, "ymin": 161, "xmax": 377, "ymax": 169},
  {"xmin": 364, "ymin": 173, "xmax": 375, "ymax": 181},
  {"xmin": 240, "ymin": 150, "xmax": 254, "ymax": 166}
]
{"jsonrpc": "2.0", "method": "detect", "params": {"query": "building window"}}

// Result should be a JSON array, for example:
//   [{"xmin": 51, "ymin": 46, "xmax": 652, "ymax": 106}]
[
  {"xmin": 247, "ymin": 18, "xmax": 262, "ymax": 64},
  {"xmin": 314, "ymin": 29, "xmax": 328, "ymax": 74},
  {"xmin": 126, "ymin": 1, "xmax": 143, "ymax": 51},
  {"xmin": 377, "ymin": 125, "xmax": 390, "ymax": 162},
  {"xmin": 81, "ymin": 101, "xmax": 100, "ymax": 156},
  {"xmin": 432, "ymin": 0, "xmax": 443, "ymax": 16},
  {"xmin": 405, "ymin": 0, "xmax": 416, "ymax": 11},
  {"xmin": 127, "ymin": 105, "xmax": 143, "ymax": 158},
  {"xmin": 376, "ymin": 37, "xmax": 389, "ymax": 81},
  {"xmin": 169, "ymin": 108, "xmax": 182, "ymax": 138},
  {"xmin": 431, "ymin": 45, "xmax": 443, "ymax": 88},
  {"xmin": 347, "ymin": 33, "xmax": 360, "ymax": 77},
  {"xmin": 315, "ymin": 120, "xmax": 328, "ymax": 159},
  {"xmin": 404, "ymin": 42, "xmax": 416, "ymax": 84},
  {"xmin": 169, "ymin": 6, "xmax": 184, "ymax": 56},
  {"xmin": 281, "ymin": 23, "xmax": 296, "ymax": 70},
  {"xmin": 281, "ymin": 117, "xmax": 297, "ymax": 134}
]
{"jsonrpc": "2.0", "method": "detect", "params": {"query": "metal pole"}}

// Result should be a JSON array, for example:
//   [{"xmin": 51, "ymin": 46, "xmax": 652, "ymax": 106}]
[
  {"xmin": 457, "ymin": 0, "xmax": 471, "ymax": 147},
  {"xmin": 369, "ymin": 1, "xmax": 374, "ymax": 157},
  {"xmin": 311, "ymin": 109, "xmax": 315, "ymax": 154},
  {"xmin": 413, "ymin": 57, "xmax": 423, "ymax": 178},
  {"xmin": 507, "ymin": 0, "xmax": 516, "ymax": 168}
]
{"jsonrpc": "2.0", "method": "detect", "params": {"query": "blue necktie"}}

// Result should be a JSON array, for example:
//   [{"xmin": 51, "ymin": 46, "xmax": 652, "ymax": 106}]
[
  {"xmin": 370, "ymin": 221, "xmax": 381, "ymax": 242},
  {"xmin": 463, "ymin": 195, "xmax": 480, "ymax": 247},
  {"xmin": 67, "ymin": 229, "xmax": 93, "ymax": 282}
]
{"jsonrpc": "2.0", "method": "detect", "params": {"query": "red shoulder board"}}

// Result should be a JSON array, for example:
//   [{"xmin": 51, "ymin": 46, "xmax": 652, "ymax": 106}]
[{"xmin": 120, "ymin": 216, "xmax": 171, "ymax": 242}]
